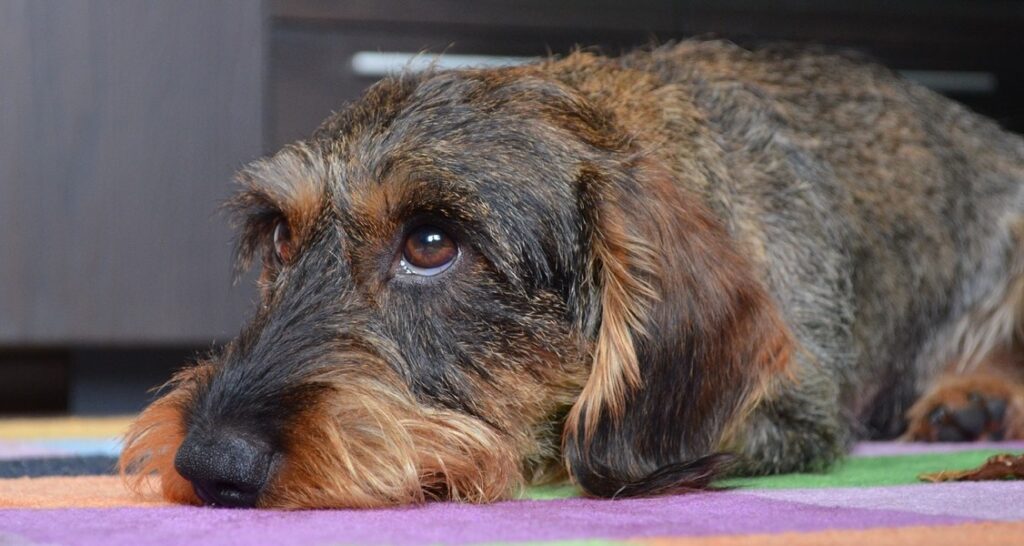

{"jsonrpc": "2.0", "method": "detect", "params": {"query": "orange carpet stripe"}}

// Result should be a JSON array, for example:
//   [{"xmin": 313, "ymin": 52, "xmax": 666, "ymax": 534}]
[
  {"xmin": 634, "ymin": 521, "xmax": 1024, "ymax": 546},
  {"xmin": 0, "ymin": 475, "xmax": 167, "ymax": 508}
]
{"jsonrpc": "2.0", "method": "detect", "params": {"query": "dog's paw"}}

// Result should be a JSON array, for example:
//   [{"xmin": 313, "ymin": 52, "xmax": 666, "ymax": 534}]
[
  {"xmin": 916, "ymin": 392, "xmax": 1009, "ymax": 441},
  {"xmin": 905, "ymin": 375, "xmax": 1024, "ymax": 442}
]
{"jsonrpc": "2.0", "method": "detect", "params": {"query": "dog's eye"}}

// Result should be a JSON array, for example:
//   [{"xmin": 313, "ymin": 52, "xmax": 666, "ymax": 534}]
[
  {"xmin": 272, "ymin": 219, "xmax": 293, "ymax": 264},
  {"xmin": 399, "ymin": 225, "xmax": 458, "ymax": 276}
]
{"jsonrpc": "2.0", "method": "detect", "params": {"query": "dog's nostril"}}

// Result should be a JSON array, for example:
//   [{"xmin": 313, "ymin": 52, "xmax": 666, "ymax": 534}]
[{"xmin": 174, "ymin": 429, "xmax": 274, "ymax": 508}]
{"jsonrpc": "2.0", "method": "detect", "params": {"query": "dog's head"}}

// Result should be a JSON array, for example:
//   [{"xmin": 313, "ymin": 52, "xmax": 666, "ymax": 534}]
[{"xmin": 120, "ymin": 59, "xmax": 791, "ymax": 508}]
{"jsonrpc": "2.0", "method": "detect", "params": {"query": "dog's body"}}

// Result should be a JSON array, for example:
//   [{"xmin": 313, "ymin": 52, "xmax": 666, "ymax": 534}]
[
  {"xmin": 605, "ymin": 42, "xmax": 1024, "ymax": 470},
  {"xmin": 122, "ymin": 41, "xmax": 1024, "ymax": 508}
]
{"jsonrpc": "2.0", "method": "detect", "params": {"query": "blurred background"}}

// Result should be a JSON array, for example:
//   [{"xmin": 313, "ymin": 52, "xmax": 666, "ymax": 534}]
[{"xmin": 1, "ymin": 0, "xmax": 1023, "ymax": 417}]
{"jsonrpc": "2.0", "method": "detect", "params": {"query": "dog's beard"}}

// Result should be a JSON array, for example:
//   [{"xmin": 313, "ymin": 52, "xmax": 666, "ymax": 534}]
[
  {"xmin": 120, "ymin": 362, "xmax": 523, "ymax": 508},
  {"xmin": 263, "ymin": 367, "xmax": 522, "ymax": 508}
]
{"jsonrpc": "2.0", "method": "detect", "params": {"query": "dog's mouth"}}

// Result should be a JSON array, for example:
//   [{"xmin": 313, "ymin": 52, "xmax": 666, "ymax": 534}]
[{"xmin": 192, "ymin": 479, "xmax": 261, "ymax": 508}]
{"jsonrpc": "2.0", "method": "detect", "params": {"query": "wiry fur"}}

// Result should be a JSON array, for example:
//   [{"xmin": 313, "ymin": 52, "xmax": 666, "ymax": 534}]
[
  {"xmin": 267, "ymin": 366, "xmax": 520, "ymax": 508},
  {"xmin": 122, "ymin": 40, "xmax": 1024, "ymax": 508}
]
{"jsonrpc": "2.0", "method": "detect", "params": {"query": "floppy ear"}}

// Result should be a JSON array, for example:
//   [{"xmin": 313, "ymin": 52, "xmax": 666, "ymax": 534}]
[{"xmin": 563, "ymin": 161, "xmax": 793, "ymax": 497}]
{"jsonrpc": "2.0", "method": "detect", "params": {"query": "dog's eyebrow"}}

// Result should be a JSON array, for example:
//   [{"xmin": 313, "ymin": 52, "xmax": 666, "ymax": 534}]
[
  {"xmin": 233, "ymin": 144, "xmax": 328, "ymax": 224},
  {"xmin": 347, "ymin": 173, "xmax": 484, "ymax": 245}
]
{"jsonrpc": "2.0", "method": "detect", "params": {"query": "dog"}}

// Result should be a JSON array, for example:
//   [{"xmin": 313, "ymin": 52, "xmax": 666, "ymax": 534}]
[{"xmin": 120, "ymin": 40, "xmax": 1024, "ymax": 508}]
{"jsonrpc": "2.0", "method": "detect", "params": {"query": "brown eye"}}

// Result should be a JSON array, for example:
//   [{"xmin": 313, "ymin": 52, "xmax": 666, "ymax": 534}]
[
  {"xmin": 400, "ymin": 225, "xmax": 458, "ymax": 276},
  {"xmin": 272, "ymin": 220, "xmax": 293, "ymax": 264}
]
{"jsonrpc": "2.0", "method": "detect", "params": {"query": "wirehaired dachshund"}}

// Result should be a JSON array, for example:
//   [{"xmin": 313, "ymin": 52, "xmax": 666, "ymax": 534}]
[{"xmin": 121, "ymin": 40, "xmax": 1024, "ymax": 508}]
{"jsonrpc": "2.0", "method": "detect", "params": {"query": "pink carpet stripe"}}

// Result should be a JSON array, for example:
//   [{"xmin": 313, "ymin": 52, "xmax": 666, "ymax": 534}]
[
  {"xmin": 747, "ymin": 481, "xmax": 1024, "ymax": 521},
  {"xmin": 0, "ymin": 441, "xmax": 67, "ymax": 460}
]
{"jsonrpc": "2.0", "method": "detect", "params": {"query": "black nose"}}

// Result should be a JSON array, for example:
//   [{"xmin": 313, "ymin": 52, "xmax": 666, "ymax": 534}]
[{"xmin": 174, "ymin": 429, "xmax": 275, "ymax": 508}]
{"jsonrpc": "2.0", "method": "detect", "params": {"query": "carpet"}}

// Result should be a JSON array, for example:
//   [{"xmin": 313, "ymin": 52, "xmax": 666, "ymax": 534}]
[{"xmin": 1, "ymin": 417, "xmax": 1023, "ymax": 545}]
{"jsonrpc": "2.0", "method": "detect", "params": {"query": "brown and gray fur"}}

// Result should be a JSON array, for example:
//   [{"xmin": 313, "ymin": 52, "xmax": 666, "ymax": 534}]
[{"xmin": 121, "ymin": 40, "xmax": 1024, "ymax": 508}]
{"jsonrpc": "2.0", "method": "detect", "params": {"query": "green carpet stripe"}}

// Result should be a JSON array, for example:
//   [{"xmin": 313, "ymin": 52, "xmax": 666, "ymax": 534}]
[
  {"xmin": 521, "ymin": 484, "xmax": 581, "ymax": 500},
  {"xmin": 519, "ymin": 448, "xmax": 1024, "ymax": 498},
  {"xmin": 721, "ymin": 448, "xmax": 1024, "ymax": 489}
]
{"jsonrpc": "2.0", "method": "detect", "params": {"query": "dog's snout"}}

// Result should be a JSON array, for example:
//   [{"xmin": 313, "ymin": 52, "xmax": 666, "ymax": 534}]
[{"xmin": 174, "ymin": 429, "xmax": 274, "ymax": 508}]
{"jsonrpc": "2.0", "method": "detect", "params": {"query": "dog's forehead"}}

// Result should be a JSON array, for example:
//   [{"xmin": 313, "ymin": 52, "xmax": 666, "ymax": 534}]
[
  {"xmin": 340, "ymin": 73, "xmax": 559, "ymax": 184},
  {"xmin": 319, "ymin": 71, "xmax": 583, "ymax": 222}
]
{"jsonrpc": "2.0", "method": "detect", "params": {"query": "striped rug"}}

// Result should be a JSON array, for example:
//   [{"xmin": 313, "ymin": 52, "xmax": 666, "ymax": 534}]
[{"xmin": 1, "ymin": 417, "xmax": 1023, "ymax": 545}]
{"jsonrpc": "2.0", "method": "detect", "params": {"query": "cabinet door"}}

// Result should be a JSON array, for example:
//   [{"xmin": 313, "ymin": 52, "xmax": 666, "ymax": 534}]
[{"xmin": 0, "ymin": 1, "xmax": 264, "ymax": 344}]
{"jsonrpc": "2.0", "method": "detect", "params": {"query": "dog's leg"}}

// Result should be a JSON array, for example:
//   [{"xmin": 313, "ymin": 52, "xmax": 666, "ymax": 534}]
[{"xmin": 905, "ymin": 351, "xmax": 1024, "ymax": 441}]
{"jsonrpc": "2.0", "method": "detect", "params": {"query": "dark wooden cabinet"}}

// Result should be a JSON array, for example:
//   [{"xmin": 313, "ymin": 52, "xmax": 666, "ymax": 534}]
[
  {"xmin": 271, "ymin": 0, "xmax": 676, "ymax": 33},
  {"xmin": 0, "ymin": 1, "xmax": 264, "ymax": 345}
]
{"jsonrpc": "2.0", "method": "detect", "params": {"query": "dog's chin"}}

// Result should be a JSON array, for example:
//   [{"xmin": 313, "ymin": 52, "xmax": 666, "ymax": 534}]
[{"xmin": 259, "ymin": 370, "xmax": 522, "ymax": 509}]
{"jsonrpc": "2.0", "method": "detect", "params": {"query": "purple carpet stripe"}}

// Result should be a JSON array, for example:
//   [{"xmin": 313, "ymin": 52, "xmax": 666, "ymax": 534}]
[
  {"xmin": 0, "ymin": 532, "xmax": 53, "ymax": 546},
  {"xmin": 851, "ymin": 440, "xmax": 1024, "ymax": 456},
  {"xmin": 0, "ymin": 493, "xmax": 975, "ymax": 546},
  {"xmin": 748, "ymin": 481, "xmax": 1024, "ymax": 521}
]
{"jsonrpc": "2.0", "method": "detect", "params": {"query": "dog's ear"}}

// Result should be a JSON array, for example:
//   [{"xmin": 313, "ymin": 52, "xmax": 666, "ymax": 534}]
[{"xmin": 563, "ymin": 160, "xmax": 792, "ymax": 497}]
